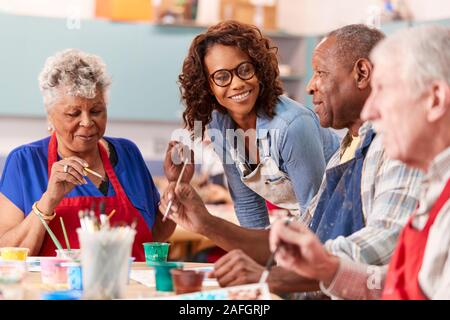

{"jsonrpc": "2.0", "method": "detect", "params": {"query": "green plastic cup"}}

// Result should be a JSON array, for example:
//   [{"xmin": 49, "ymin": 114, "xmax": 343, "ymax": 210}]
[
  {"xmin": 143, "ymin": 242, "xmax": 170, "ymax": 266},
  {"xmin": 150, "ymin": 261, "xmax": 183, "ymax": 292}
]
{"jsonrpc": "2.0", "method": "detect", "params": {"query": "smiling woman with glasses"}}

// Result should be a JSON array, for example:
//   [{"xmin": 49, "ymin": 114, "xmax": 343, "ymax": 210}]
[{"xmin": 175, "ymin": 20, "xmax": 340, "ymax": 229}]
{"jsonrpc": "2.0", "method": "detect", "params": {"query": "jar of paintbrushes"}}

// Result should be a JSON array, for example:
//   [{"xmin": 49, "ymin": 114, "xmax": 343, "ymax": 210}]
[{"xmin": 76, "ymin": 220, "xmax": 135, "ymax": 300}]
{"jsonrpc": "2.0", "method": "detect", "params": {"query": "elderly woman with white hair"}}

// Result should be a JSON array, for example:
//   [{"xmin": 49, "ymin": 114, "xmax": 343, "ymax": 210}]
[{"xmin": 0, "ymin": 49, "xmax": 177, "ymax": 260}]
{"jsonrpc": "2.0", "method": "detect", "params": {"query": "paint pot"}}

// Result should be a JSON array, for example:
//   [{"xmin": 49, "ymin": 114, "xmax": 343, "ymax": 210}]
[
  {"xmin": 0, "ymin": 247, "xmax": 29, "ymax": 261},
  {"xmin": 143, "ymin": 242, "xmax": 170, "ymax": 266},
  {"xmin": 149, "ymin": 261, "xmax": 183, "ymax": 292},
  {"xmin": 55, "ymin": 249, "xmax": 81, "ymax": 261},
  {"xmin": 40, "ymin": 257, "xmax": 70, "ymax": 290},
  {"xmin": 170, "ymin": 269, "xmax": 205, "ymax": 294},
  {"xmin": 61, "ymin": 262, "xmax": 83, "ymax": 291},
  {"xmin": 0, "ymin": 260, "xmax": 27, "ymax": 299}
]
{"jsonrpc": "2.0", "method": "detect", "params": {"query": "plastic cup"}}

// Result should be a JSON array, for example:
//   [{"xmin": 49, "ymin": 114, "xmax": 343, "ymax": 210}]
[
  {"xmin": 62, "ymin": 262, "xmax": 83, "ymax": 291},
  {"xmin": 143, "ymin": 242, "xmax": 170, "ymax": 266},
  {"xmin": 55, "ymin": 249, "xmax": 81, "ymax": 261},
  {"xmin": 0, "ymin": 247, "xmax": 29, "ymax": 261},
  {"xmin": 40, "ymin": 257, "xmax": 70, "ymax": 290},
  {"xmin": 77, "ymin": 228, "xmax": 136, "ymax": 299},
  {"xmin": 0, "ymin": 260, "xmax": 27, "ymax": 299},
  {"xmin": 170, "ymin": 269, "xmax": 205, "ymax": 294},
  {"xmin": 127, "ymin": 257, "xmax": 135, "ymax": 284},
  {"xmin": 150, "ymin": 261, "xmax": 183, "ymax": 292}
]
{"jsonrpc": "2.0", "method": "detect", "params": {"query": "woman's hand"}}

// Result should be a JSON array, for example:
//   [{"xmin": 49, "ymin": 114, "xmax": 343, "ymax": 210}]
[
  {"xmin": 44, "ymin": 157, "xmax": 89, "ymax": 206},
  {"xmin": 269, "ymin": 219, "xmax": 340, "ymax": 286},
  {"xmin": 163, "ymin": 141, "xmax": 195, "ymax": 183}
]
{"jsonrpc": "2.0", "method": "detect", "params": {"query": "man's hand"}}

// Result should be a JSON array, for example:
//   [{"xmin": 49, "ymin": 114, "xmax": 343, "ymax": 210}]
[
  {"xmin": 211, "ymin": 249, "xmax": 264, "ymax": 287},
  {"xmin": 163, "ymin": 141, "xmax": 195, "ymax": 183},
  {"xmin": 269, "ymin": 219, "xmax": 340, "ymax": 286},
  {"xmin": 158, "ymin": 182, "xmax": 211, "ymax": 234}
]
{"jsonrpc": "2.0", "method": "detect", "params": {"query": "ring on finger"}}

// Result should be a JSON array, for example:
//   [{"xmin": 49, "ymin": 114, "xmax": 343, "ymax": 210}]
[{"xmin": 63, "ymin": 164, "xmax": 69, "ymax": 173}]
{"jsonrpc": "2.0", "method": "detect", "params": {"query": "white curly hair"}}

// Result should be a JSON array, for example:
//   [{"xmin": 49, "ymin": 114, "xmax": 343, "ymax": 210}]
[{"xmin": 38, "ymin": 49, "xmax": 112, "ymax": 110}]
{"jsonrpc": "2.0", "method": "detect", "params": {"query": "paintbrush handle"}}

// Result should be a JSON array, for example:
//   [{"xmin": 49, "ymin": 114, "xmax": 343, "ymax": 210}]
[
  {"xmin": 35, "ymin": 212, "xmax": 64, "ymax": 252},
  {"xmin": 163, "ymin": 160, "xmax": 188, "ymax": 222},
  {"xmin": 84, "ymin": 167, "xmax": 104, "ymax": 180},
  {"xmin": 258, "ymin": 243, "xmax": 283, "ymax": 283},
  {"xmin": 258, "ymin": 218, "xmax": 293, "ymax": 283},
  {"xmin": 162, "ymin": 199, "xmax": 173, "ymax": 222},
  {"xmin": 259, "ymin": 270, "xmax": 270, "ymax": 284},
  {"xmin": 175, "ymin": 161, "xmax": 188, "ymax": 186}
]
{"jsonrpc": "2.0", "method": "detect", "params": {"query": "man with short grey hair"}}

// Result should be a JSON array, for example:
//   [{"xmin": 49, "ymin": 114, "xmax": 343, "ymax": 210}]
[{"xmin": 270, "ymin": 24, "xmax": 450, "ymax": 299}]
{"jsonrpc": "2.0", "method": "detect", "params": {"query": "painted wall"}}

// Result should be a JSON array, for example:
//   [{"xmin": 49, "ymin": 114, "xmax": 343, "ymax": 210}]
[
  {"xmin": 278, "ymin": 0, "xmax": 450, "ymax": 35},
  {"xmin": 2, "ymin": 0, "xmax": 450, "ymax": 35},
  {"xmin": 0, "ymin": 0, "xmax": 95, "ymax": 19}
]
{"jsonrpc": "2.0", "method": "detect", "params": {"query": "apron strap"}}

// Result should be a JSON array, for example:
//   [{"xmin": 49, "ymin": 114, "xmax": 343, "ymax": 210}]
[
  {"xmin": 48, "ymin": 133, "xmax": 58, "ymax": 175},
  {"xmin": 98, "ymin": 141, "xmax": 131, "ymax": 205},
  {"xmin": 47, "ymin": 134, "xmax": 131, "ymax": 206},
  {"xmin": 421, "ymin": 177, "xmax": 450, "ymax": 231},
  {"xmin": 355, "ymin": 128, "xmax": 376, "ymax": 159}
]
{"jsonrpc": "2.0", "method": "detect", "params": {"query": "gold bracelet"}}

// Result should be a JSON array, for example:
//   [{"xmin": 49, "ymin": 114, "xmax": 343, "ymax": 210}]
[{"xmin": 32, "ymin": 202, "xmax": 56, "ymax": 222}]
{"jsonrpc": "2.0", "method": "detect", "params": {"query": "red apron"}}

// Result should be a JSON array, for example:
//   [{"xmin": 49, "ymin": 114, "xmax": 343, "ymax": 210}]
[
  {"xmin": 38, "ymin": 134, "xmax": 153, "ymax": 261},
  {"xmin": 382, "ymin": 178, "xmax": 450, "ymax": 300}
]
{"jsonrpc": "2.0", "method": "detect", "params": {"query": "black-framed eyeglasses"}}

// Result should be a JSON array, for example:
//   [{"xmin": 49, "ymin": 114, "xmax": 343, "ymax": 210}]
[{"xmin": 209, "ymin": 61, "xmax": 256, "ymax": 87}]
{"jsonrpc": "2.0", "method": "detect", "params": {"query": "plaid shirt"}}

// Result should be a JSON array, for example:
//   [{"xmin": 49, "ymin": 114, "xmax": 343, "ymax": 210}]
[
  {"xmin": 301, "ymin": 122, "xmax": 423, "ymax": 265},
  {"xmin": 321, "ymin": 146, "xmax": 450, "ymax": 299}
]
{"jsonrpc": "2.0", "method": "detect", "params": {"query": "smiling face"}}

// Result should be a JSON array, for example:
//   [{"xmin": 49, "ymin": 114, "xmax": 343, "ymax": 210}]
[
  {"xmin": 48, "ymin": 88, "xmax": 107, "ymax": 155},
  {"xmin": 306, "ymin": 36, "xmax": 364, "ymax": 130},
  {"xmin": 204, "ymin": 44, "xmax": 260, "ymax": 121}
]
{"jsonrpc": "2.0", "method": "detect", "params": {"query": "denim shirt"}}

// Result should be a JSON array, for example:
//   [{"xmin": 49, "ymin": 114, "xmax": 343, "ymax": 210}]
[{"xmin": 207, "ymin": 95, "xmax": 340, "ymax": 228}]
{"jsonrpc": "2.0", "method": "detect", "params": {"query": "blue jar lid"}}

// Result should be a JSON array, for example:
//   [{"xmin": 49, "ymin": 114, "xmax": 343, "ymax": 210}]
[{"xmin": 42, "ymin": 290, "xmax": 83, "ymax": 300}]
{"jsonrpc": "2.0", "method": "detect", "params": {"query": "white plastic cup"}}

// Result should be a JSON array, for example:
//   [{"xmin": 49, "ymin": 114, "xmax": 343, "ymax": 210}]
[{"xmin": 76, "ymin": 228, "xmax": 136, "ymax": 299}]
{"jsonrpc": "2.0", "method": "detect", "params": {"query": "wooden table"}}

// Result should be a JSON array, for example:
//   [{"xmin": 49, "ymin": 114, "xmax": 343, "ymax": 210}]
[{"xmin": 20, "ymin": 262, "xmax": 215, "ymax": 300}]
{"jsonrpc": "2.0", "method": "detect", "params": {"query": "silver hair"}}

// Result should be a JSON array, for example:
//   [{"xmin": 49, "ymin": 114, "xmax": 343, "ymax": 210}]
[
  {"xmin": 38, "ymin": 49, "xmax": 112, "ymax": 110},
  {"xmin": 371, "ymin": 24, "xmax": 450, "ymax": 97}
]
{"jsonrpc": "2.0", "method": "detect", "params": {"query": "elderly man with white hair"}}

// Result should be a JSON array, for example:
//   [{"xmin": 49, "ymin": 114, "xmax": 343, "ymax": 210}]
[
  {"xmin": 269, "ymin": 24, "xmax": 450, "ymax": 300},
  {"xmin": 0, "ymin": 49, "xmax": 178, "ymax": 260}
]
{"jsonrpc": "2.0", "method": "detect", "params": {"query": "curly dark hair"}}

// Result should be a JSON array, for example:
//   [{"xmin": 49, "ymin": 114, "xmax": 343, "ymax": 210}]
[{"xmin": 178, "ymin": 20, "xmax": 284, "ymax": 137}]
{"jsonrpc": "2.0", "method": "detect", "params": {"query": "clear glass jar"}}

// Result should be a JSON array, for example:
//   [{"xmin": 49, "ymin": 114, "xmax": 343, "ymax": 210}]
[{"xmin": 0, "ymin": 259, "xmax": 27, "ymax": 300}]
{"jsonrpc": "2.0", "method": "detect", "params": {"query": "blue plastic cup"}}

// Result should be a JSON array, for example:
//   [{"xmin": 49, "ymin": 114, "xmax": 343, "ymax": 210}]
[{"xmin": 65, "ymin": 263, "xmax": 83, "ymax": 291}]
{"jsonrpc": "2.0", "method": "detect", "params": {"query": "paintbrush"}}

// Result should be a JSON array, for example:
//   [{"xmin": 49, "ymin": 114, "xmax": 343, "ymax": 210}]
[
  {"xmin": 258, "ymin": 219, "xmax": 292, "ymax": 283},
  {"xmin": 60, "ymin": 217, "xmax": 71, "ymax": 251},
  {"xmin": 35, "ymin": 212, "xmax": 64, "ymax": 252},
  {"xmin": 162, "ymin": 159, "xmax": 188, "ymax": 222},
  {"xmin": 99, "ymin": 201, "xmax": 108, "ymax": 228},
  {"xmin": 61, "ymin": 156, "xmax": 104, "ymax": 181},
  {"xmin": 84, "ymin": 167, "xmax": 105, "ymax": 181},
  {"xmin": 258, "ymin": 247, "xmax": 280, "ymax": 283},
  {"xmin": 107, "ymin": 209, "xmax": 116, "ymax": 220}
]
